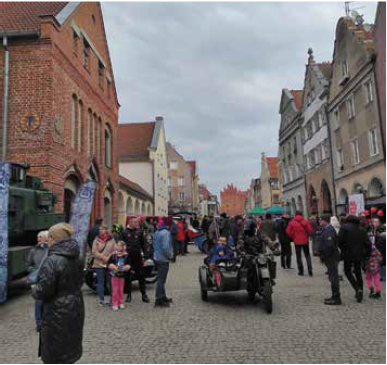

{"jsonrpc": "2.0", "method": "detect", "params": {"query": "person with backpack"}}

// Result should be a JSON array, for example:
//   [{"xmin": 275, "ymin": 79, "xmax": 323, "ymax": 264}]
[
  {"xmin": 286, "ymin": 211, "xmax": 314, "ymax": 276},
  {"xmin": 318, "ymin": 215, "xmax": 342, "ymax": 305},
  {"xmin": 277, "ymin": 212, "xmax": 292, "ymax": 269}
]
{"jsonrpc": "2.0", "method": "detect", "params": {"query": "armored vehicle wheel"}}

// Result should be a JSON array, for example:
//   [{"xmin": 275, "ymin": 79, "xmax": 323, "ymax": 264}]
[{"xmin": 263, "ymin": 280, "xmax": 273, "ymax": 314}]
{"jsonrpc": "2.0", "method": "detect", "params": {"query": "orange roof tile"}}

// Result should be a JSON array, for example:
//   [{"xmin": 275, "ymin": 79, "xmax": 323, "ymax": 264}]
[
  {"xmin": 117, "ymin": 122, "xmax": 155, "ymax": 160},
  {"xmin": 266, "ymin": 157, "xmax": 278, "ymax": 178},
  {"xmin": 0, "ymin": 2, "xmax": 68, "ymax": 34},
  {"xmin": 289, "ymin": 90, "xmax": 304, "ymax": 111}
]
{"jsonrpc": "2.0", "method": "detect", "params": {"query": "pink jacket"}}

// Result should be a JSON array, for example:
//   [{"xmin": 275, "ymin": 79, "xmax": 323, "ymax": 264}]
[{"xmin": 286, "ymin": 215, "xmax": 313, "ymax": 245}]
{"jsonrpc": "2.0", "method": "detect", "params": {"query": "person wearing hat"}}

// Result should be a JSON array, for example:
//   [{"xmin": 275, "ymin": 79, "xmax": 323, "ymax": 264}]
[
  {"xmin": 31, "ymin": 223, "xmax": 85, "ymax": 364},
  {"xmin": 318, "ymin": 215, "xmax": 342, "ymax": 305}
]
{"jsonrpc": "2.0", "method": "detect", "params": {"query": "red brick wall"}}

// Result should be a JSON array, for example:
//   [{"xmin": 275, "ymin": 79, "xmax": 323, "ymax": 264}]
[
  {"xmin": 0, "ymin": 3, "xmax": 119, "ymax": 224},
  {"xmin": 220, "ymin": 185, "xmax": 247, "ymax": 216}
]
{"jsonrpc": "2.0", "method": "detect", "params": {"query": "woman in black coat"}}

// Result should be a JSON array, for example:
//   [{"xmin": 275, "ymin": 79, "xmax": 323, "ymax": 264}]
[
  {"xmin": 32, "ymin": 223, "xmax": 85, "ymax": 364},
  {"xmin": 338, "ymin": 215, "xmax": 371, "ymax": 299}
]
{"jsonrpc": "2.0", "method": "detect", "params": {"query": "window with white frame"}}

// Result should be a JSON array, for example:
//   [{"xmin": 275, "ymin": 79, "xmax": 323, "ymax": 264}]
[
  {"xmin": 309, "ymin": 150, "xmax": 315, "ymax": 167},
  {"xmin": 336, "ymin": 148, "xmax": 344, "ymax": 170},
  {"xmin": 341, "ymin": 60, "xmax": 348, "ymax": 78},
  {"xmin": 351, "ymin": 139, "xmax": 360, "ymax": 165},
  {"xmin": 346, "ymin": 96, "xmax": 355, "ymax": 119},
  {"xmin": 364, "ymin": 80, "xmax": 374, "ymax": 104},
  {"xmin": 315, "ymin": 145, "xmax": 322, "ymax": 164},
  {"xmin": 170, "ymin": 161, "xmax": 178, "ymax": 170},
  {"xmin": 323, "ymin": 140, "xmax": 330, "ymax": 160},
  {"xmin": 178, "ymin": 177, "xmax": 184, "ymax": 186},
  {"xmin": 179, "ymin": 192, "xmax": 185, "ymax": 202},
  {"xmin": 332, "ymin": 109, "xmax": 340, "ymax": 130},
  {"xmin": 369, "ymin": 127, "xmax": 379, "ymax": 156}
]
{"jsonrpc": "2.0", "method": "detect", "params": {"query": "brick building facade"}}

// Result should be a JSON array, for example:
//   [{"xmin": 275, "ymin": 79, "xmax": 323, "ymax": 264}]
[
  {"xmin": 0, "ymin": 2, "xmax": 120, "ymax": 228},
  {"xmin": 220, "ymin": 184, "xmax": 247, "ymax": 217}
]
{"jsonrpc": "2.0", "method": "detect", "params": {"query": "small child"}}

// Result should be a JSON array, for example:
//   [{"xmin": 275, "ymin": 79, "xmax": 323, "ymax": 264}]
[
  {"xmin": 208, "ymin": 236, "xmax": 231, "ymax": 273},
  {"xmin": 107, "ymin": 241, "xmax": 131, "ymax": 310},
  {"xmin": 366, "ymin": 223, "xmax": 383, "ymax": 299}
]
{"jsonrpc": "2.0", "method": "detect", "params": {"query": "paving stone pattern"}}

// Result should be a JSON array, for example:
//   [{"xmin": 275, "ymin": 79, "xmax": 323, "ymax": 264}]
[{"xmin": 0, "ymin": 246, "xmax": 385, "ymax": 363}]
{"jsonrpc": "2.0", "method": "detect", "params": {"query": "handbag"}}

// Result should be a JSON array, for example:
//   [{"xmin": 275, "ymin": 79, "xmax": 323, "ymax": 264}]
[
  {"xmin": 27, "ymin": 249, "xmax": 48, "ymax": 285},
  {"xmin": 88, "ymin": 240, "xmax": 109, "ymax": 269}
]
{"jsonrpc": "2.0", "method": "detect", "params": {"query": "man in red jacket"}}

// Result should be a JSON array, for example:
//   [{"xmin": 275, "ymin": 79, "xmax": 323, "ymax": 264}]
[
  {"xmin": 286, "ymin": 211, "xmax": 314, "ymax": 276},
  {"xmin": 177, "ymin": 218, "xmax": 187, "ymax": 256}
]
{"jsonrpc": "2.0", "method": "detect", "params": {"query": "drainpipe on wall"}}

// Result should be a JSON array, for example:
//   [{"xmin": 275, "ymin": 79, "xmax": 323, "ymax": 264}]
[{"xmin": 2, "ymin": 36, "xmax": 9, "ymax": 162}]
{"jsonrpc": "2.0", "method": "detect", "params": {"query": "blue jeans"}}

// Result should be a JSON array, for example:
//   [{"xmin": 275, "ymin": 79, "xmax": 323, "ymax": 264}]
[
  {"xmin": 155, "ymin": 261, "xmax": 169, "ymax": 302},
  {"xmin": 95, "ymin": 268, "xmax": 105, "ymax": 303},
  {"xmin": 35, "ymin": 300, "xmax": 42, "ymax": 326}
]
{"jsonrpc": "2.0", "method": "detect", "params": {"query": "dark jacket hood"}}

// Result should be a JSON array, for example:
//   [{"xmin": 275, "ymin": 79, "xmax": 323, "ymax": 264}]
[
  {"xmin": 50, "ymin": 239, "xmax": 80, "ymax": 258},
  {"xmin": 346, "ymin": 215, "xmax": 360, "ymax": 225}
]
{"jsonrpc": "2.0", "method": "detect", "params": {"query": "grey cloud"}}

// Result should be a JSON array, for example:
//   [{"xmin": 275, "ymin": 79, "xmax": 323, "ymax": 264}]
[{"xmin": 102, "ymin": 1, "xmax": 377, "ymax": 196}]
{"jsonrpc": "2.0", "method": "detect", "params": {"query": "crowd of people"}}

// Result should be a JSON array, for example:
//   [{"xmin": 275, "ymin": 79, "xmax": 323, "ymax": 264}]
[{"xmin": 26, "ymin": 209, "xmax": 385, "ymax": 363}]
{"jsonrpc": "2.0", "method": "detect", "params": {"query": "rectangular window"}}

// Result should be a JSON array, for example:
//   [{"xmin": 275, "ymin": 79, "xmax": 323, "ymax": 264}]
[
  {"xmin": 336, "ymin": 148, "xmax": 344, "ymax": 171},
  {"xmin": 346, "ymin": 96, "xmax": 355, "ymax": 119},
  {"xmin": 77, "ymin": 102, "xmax": 82, "ymax": 152},
  {"xmin": 170, "ymin": 161, "xmax": 178, "ymax": 170},
  {"xmin": 364, "ymin": 80, "xmax": 374, "ymax": 104},
  {"xmin": 342, "ymin": 60, "xmax": 348, "ymax": 78},
  {"xmin": 313, "ymin": 117, "xmax": 319, "ymax": 133},
  {"xmin": 98, "ymin": 62, "xmax": 104, "ymax": 88},
  {"xmin": 83, "ymin": 38, "xmax": 90, "ymax": 69},
  {"xmin": 322, "ymin": 140, "xmax": 330, "ymax": 160},
  {"xmin": 351, "ymin": 139, "xmax": 360, "ymax": 165},
  {"xmin": 73, "ymin": 32, "xmax": 79, "ymax": 55},
  {"xmin": 332, "ymin": 109, "xmax": 340, "ymax": 130},
  {"xmin": 71, "ymin": 96, "xmax": 76, "ymax": 149},
  {"xmin": 87, "ymin": 110, "xmax": 91, "ymax": 156},
  {"xmin": 369, "ymin": 127, "xmax": 379, "ymax": 156},
  {"xmin": 309, "ymin": 150, "xmax": 315, "ymax": 166},
  {"xmin": 178, "ymin": 177, "xmax": 184, "ymax": 186},
  {"xmin": 179, "ymin": 192, "xmax": 184, "ymax": 202},
  {"xmin": 293, "ymin": 136, "xmax": 297, "ymax": 153},
  {"xmin": 273, "ymin": 194, "xmax": 280, "ymax": 204},
  {"xmin": 107, "ymin": 79, "xmax": 111, "ymax": 99}
]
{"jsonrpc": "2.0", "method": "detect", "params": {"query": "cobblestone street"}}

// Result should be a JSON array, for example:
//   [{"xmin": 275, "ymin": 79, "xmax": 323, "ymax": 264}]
[{"xmin": 1, "ymin": 246, "xmax": 385, "ymax": 364}]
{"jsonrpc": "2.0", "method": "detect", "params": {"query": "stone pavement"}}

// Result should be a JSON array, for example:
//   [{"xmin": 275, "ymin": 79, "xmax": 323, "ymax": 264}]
[{"xmin": 0, "ymin": 246, "xmax": 385, "ymax": 364}]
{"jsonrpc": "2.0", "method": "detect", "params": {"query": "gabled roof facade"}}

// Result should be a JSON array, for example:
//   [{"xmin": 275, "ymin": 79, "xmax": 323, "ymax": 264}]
[
  {"xmin": 117, "ymin": 122, "xmax": 156, "ymax": 161},
  {"xmin": 119, "ymin": 175, "xmax": 153, "ymax": 201}
]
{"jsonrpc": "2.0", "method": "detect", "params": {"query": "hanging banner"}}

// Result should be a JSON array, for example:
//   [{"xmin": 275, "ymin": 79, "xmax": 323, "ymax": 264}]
[
  {"xmin": 70, "ymin": 180, "xmax": 97, "ymax": 264},
  {"xmin": 0, "ymin": 163, "xmax": 11, "ymax": 303},
  {"xmin": 348, "ymin": 194, "xmax": 365, "ymax": 216}
]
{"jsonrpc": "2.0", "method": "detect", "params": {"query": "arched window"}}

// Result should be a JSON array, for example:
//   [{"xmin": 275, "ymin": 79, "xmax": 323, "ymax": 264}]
[
  {"xmin": 92, "ymin": 113, "xmax": 97, "ymax": 156},
  {"xmin": 64, "ymin": 175, "xmax": 80, "ymax": 223},
  {"xmin": 118, "ymin": 192, "xmax": 125, "ymax": 216},
  {"xmin": 368, "ymin": 178, "xmax": 384, "ymax": 198},
  {"xmin": 97, "ymin": 117, "xmax": 102, "ymax": 161},
  {"xmin": 87, "ymin": 109, "xmax": 92, "ymax": 156},
  {"xmin": 78, "ymin": 100, "xmax": 83, "ymax": 152},
  {"xmin": 71, "ymin": 95, "xmax": 77, "ymax": 149},
  {"xmin": 126, "ymin": 197, "xmax": 133, "ymax": 216},
  {"xmin": 105, "ymin": 124, "xmax": 112, "ymax": 168},
  {"xmin": 147, "ymin": 204, "xmax": 152, "ymax": 216},
  {"xmin": 141, "ymin": 202, "xmax": 146, "ymax": 215},
  {"xmin": 135, "ymin": 200, "xmax": 140, "ymax": 216}
]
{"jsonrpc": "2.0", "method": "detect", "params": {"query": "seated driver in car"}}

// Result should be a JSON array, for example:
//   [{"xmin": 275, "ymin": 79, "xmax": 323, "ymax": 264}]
[{"xmin": 208, "ymin": 236, "xmax": 232, "ymax": 272}]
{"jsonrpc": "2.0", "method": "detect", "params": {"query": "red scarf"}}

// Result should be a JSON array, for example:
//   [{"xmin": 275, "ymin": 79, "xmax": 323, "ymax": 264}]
[{"xmin": 99, "ymin": 232, "xmax": 111, "ymax": 243}]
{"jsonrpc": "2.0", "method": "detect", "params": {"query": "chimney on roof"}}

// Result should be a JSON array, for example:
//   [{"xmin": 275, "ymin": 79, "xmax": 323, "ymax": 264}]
[{"xmin": 156, "ymin": 116, "xmax": 163, "ymax": 122}]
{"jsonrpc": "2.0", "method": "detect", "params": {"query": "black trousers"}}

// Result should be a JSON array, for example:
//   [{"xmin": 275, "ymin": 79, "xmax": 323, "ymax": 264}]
[
  {"xmin": 125, "ymin": 265, "xmax": 146, "ymax": 295},
  {"xmin": 325, "ymin": 258, "xmax": 340, "ymax": 298},
  {"xmin": 344, "ymin": 259, "xmax": 363, "ymax": 293},
  {"xmin": 171, "ymin": 236, "xmax": 178, "ymax": 261},
  {"xmin": 280, "ymin": 241, "xmax": 292, "ymax": 268},
  {"xmin": 295, "ymin": 244, "xmax": 312, "ymax": 275}
]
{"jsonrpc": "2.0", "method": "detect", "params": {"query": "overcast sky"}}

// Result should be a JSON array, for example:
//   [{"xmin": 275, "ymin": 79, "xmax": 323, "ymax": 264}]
[{"xmin": 102, "ymin": 1, "xmax": 377, "ymax": 197}]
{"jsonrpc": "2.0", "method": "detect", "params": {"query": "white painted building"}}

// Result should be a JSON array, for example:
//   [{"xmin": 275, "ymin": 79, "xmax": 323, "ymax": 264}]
[{"xmin": 118, "ymin": 117, "xmax": 169, "ymax": 216}]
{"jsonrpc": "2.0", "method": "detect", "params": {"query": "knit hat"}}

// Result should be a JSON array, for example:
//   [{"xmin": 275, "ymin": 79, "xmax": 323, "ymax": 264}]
[
  {"xmin": 49, "ymin": 223, "xmax": 74, "ymax": 243},
  {"xmin": 320, "ymin": 215, "xmax": 331, "ymax": 224}
]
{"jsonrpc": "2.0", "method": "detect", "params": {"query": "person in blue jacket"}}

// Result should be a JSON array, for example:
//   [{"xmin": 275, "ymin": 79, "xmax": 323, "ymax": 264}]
[
  {"xmin": 208, "ymin": 236, "xmax": 232, "ymax": 272},
  {"xmin": 153, "ymin": 220, "xmax": 174, "ymax": 307}
]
